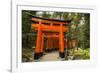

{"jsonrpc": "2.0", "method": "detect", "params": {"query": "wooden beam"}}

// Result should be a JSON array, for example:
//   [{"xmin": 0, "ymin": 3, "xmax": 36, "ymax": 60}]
[
  {"xmin": 40, "ymin": 33, "xmax": 44, "ymax": 53},
  {"xmin": 31, "ymin": 18, "xmax": 68, "ymax": 25},
  {"xmin": 59, "ymin": 24, "xmax": 64, "ymax": 53},
  {"xmin": 35, "ymin": 22, "xmax": 42, "ymax": 53},
  {"xmin": 32, "ymin": 24, "xmax": 68, "ymax": 32}
]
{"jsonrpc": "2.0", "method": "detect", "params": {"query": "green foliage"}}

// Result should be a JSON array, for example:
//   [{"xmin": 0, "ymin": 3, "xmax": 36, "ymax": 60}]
[
  {"xmin": 22, "ymin": 48, "xmax": 33, "ymax": 62},
  {"xmin": 74, "ymin": 48, "xmax": 90, "ymax": 59},
  {"xmin": 66, "ymin": 13, "xmax": 90, "ymax": 49},
  {"xmin": 78, "ymin": 14, "xmax": 90, "ymax": 49},
  {"xmin": 22, "ymin": 10, "xmax": 37, "ymax": 33},
  {"xmin": 22, "ymin": 10, "xmax": 90, "ymax": 60}
]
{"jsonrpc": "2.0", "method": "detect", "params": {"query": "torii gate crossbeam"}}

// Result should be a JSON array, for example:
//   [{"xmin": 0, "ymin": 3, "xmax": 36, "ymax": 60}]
[{"xmin": 31, "ymin": 16, "xmax": 71, "ymax": 60}]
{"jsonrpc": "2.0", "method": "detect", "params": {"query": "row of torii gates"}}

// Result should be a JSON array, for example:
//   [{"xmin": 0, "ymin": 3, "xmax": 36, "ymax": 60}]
[{"xmin": 31, "ymin": 16, "xmax": 72, "ymax": 60}]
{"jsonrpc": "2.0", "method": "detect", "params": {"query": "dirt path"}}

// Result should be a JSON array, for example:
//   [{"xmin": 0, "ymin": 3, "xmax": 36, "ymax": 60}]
[{"xmin": 40, "ymin": 51, "xmax": 62, "ymax": 61}]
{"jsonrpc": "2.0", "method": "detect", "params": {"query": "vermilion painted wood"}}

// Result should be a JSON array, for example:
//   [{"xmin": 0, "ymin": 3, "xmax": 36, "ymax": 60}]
[
  {"xmin": 35, "ymin": 21, "xmax": 42, "ymax": 53},
  {"xmin": 32, "ymin": 24, "xmax": 68, "ymax": 32},
  {"xmin": 40, "ymin": 33, "xmax": 44, "ymax": 53},
  {"xmin": 59, "ymin": 24, "xmax": 64, "ymax": 53},
  {"xmin": 31, "ymin": 16, "xmax": 71, "ymax": 58}
]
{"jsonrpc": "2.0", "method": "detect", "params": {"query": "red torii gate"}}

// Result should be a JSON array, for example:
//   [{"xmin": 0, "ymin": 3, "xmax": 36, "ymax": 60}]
[{"xmin": 31, "ymin": 16, "xmax": 71, "ymax": 60}]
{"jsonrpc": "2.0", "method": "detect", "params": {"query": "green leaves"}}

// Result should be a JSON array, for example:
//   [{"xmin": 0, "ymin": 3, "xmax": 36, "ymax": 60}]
[
  {"xmin": 66, "ymin": 13, "xmax": 90, "ymax": 49},
  {"xmin": 22, "ymin": 10, "xmax": 90, "ymax": 49}
]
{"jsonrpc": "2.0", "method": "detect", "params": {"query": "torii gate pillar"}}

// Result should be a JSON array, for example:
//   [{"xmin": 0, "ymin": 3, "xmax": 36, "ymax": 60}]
[
  {"xmin": 59, "ymin": 24, "xmax": 65, "ymax": 58},
  {"xmin": 34, "ymin": 21, "xmax": 42, "ymax": 59}
]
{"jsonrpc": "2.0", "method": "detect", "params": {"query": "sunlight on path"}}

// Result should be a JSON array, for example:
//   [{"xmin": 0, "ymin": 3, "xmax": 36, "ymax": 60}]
[{"xmin": 40, "ymin": 51, "xmax": 61, "ymax": 61}]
